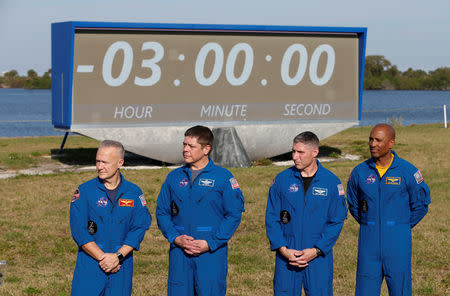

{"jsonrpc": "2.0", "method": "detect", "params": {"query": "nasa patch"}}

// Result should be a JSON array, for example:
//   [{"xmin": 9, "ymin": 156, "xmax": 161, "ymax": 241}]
[
  {"xmin": 312, "ymin": 187, "xmax": 328, "ymax": 196},
  {"xmin": 97, "ymin": 197, "xmax": 108, "ymax": 207},
  {"xmin": 179, "ymin": 178, "xmax": 189, "ymax": 187},
  {"xmin": 366, "ymin": 174, "xmax": 377, "ymax": 184},
  {"xmin": 288, "ymin": 183, "xmax": 299, "ymax": 193},
  {"xmin": 72, "ymin": 189, "xmax": 80, "ymax": 203},
  {"xmin": 198, "ymin": 178, "xmax": 215, "ymax": 187},
  {"xmin": 414, "ymin": 170, "xmax": 424, "ymax": 184}
]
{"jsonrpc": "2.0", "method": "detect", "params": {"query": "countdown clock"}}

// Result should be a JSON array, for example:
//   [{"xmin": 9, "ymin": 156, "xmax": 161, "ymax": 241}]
[{"xmin": 52, "ymin": 22, "xmax": 366, "ymax": 130}]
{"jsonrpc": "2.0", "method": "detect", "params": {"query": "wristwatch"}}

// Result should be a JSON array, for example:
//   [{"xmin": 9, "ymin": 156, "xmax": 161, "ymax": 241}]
[
  {"xmin": 314, "ymin": 247, "xmax": 323, "ymax": 257},
  {"xmin": 115, "ymin": 251, "xmax": 124, "ymax": 263}
]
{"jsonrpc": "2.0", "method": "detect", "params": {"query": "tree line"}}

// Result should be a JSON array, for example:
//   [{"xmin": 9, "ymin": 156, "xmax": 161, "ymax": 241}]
[
  {"xmin": 0, "ymin": 69, "xmax": 51, "ymax": 89},
  {"xmin": 364, "ymin": 56, "xmax": 449, "ymax": 90},
  {"xmin": 0, "ymin": 56, "xmax": 449, "ymax": 90}
]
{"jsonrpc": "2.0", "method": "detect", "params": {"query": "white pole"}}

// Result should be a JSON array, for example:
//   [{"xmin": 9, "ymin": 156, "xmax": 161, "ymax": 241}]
[{"xmin": 445, "ymin": 104, "xmax": 448, "ymax": 129}]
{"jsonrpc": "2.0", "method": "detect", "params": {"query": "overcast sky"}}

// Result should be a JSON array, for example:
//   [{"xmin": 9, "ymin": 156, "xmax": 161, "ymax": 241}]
[{"xmin": 1, "ymin": 0, "xmax": 449, "ymax": 75}]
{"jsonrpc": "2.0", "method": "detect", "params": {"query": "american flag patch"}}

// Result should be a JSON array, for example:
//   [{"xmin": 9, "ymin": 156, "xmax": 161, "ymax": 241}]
[
  {"xmin": 414, "ymin": 170, "xmax": 424, "ymax": 184},
  {"xmin": 230, "ymin": 178, "xmax": 240, "ymax": 189},
  {"xmin": 337, "ymin": 184, "xmax": 345, "ymax": 196},
  {"xmin": 139, "ymin": 194, "xmax": 147, "ymax": 206}
]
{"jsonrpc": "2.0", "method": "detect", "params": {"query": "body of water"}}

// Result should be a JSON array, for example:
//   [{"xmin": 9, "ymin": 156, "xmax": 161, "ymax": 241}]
[{"xmin": 0, "ymin": 89, "xmax": 448, "ymax": 138}]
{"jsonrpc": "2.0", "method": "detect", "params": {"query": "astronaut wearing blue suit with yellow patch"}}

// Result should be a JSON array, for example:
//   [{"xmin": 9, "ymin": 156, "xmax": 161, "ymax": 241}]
[
  {"xmin": 265, "ymin": 131, "xmax": 347, "ymax": 296},
  {"xmin": 347, "ymin": 124, "xmax": 430, "ymax": 296},
  {"xmin": 156, "ymin": 126, "xmax": 244, "ymax": 296},
  {"xmin": 70, "ymin": 140, "xmax": 151, "ymax": 296}
]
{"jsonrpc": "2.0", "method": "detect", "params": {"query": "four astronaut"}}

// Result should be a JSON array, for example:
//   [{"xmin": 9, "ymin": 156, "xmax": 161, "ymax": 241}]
[{"xmin": 69, "ymin": 124, "xmax": 430, "ymax": 296}]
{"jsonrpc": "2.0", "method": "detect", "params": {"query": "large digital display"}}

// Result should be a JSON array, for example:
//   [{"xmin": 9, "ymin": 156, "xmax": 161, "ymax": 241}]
[{"xmin": 52, "ymin": 22, "xmax": 366, "ymax": 129}]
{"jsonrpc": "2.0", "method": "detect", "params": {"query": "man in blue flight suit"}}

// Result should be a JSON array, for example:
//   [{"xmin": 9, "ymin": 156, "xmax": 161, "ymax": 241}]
[
  {"xmin": 156, "ymin": 125, "xmax": 245, "ymax": 296},
  {"xmin": 347, "ymin": 124, "xmax": 430, "ymax": 296},
  {"xmin": 265, "ymin": 131, "xmax": 347, "ymax": 296},
  {"xmin": 70, "ymin": 140, "xmax": 151, "ymax": 296}
]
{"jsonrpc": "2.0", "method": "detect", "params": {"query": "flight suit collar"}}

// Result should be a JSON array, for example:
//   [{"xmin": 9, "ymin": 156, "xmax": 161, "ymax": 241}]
[
  {"xmin": 286, "ymin": 160, "xmax": 323, "ymax": 208},
  {"xmin": 181, "ymin": 158, "xmax": 215, "ymax": 177},
  {"xmin": 368, "ymin": 150, "xmax": 400, "ymax": 170},
  {"xmin": 292, "ymin": 159, "xmax": 323, "ymax": 181},
  {"xmin": 181, "ymin": 158, "xmax": 216, "ymax": 203},
  {"xmin": 95, "ymin": 173, "xmax": 125, "ymax": 191}
]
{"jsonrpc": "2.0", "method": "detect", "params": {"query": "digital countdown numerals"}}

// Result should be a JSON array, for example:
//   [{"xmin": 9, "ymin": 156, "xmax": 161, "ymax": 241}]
[{"xmin": 100, "ymin": 41, "xmax": 335, "ymax": 87}]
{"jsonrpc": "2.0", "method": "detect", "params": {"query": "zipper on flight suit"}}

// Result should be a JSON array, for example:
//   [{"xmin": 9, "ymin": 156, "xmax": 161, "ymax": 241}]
[{"xmin": 107, "ymin": 190, "xmax": 123, "ymax": 253}]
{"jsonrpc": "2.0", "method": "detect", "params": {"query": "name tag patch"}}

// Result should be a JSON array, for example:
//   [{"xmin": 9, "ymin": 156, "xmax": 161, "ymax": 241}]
[
  {"xmin": 312, "ymin": 187, "xmax": 328, "ymax": 196},
  {"xmin": 199, "ymin": 178, "xmax": 215, "ymax": 187},
  {"xmin": 386, "ymin": 177, "xmax": 401, "ymax": 185},
  {"xmin": 119, "ymin": 199, "xmax": 134, "ymax": 207}
]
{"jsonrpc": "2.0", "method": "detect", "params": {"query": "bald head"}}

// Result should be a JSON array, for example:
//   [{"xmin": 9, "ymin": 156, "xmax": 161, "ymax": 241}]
[
  {"xmin": 371, "ymin": 124, "xmax": 395, "ymax": 141},
  {"xmin": 369, "ymin": 124, "xmax": 396, "ymax": 162}
]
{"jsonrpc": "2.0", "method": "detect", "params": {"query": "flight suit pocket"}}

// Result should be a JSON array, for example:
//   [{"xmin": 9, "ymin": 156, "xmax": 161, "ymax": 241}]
[{"xmin": 273, "ymin": 251, "xmax": 295, "ymax": 294}]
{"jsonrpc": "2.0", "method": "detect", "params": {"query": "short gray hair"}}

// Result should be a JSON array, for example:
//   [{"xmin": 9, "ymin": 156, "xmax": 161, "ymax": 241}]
[
  {"xmin": 293, "ymin": 131, "xmax": 320, "ymax": 148},
  {"xmin": 99, "ymin": 140, "xmax": 125, "ymax": 159}
]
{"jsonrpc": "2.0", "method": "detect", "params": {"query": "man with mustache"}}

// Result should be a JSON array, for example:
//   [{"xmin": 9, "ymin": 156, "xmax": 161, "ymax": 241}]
[{"xmin": 347, "ymin": 124, "xmax": 430, "ymax": 295}]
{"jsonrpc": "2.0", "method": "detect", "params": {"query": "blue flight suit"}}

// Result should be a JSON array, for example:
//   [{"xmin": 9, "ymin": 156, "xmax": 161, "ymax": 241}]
[
  {"xmin": 265, "ymin": 161, "xmax": 347, "ymax": 296},
  {"xmin": 156, "ymin": 159, "xmax": 244, "ymax": 296},
  {"xmin": 70, "ymin": 174, "xmax": 151, "ymax": 296},
  {"xmin": 347, "ymin": 151, "xmax": 430, "ymax": 296}
]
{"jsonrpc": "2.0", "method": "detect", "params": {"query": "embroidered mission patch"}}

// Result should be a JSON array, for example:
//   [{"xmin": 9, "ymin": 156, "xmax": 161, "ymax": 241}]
[
  {"xmin": 88, "ymin": 220, "xmax": 97, "ymax": 235},
  {"xmin": 280, "ymin": 210, "xmax": 291, "ymax": 224},
  {"xmin": 72, "ymin": 189, "xmax": 80, "ymax": 202}
]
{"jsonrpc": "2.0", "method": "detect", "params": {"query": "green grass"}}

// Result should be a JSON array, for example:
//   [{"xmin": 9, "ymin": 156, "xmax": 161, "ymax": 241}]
[{"xmin": 0, "ymin": 124, "xmax": 449, "ymax": 295}]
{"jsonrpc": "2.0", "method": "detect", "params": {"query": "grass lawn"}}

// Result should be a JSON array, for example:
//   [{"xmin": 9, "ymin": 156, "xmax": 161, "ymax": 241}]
[{"xmin": 0, "ymin": 124, "xmax": 448, "ymax": 295}]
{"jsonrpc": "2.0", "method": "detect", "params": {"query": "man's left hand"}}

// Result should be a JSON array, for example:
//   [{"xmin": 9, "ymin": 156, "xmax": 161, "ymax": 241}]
[
  {"xmin": 295, "ymin": 248, "xmax": 318, "ymax": 266},
  {"xmin": 188, "ymin": 240, "xmax": 210, "ymax": 256},
  {"xmin": 99, "ymin": 253, "xmax": 119, "ymax": 273}
]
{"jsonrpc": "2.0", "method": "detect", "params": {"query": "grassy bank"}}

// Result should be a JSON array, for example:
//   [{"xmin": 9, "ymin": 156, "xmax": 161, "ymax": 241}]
[{"xmin": 0, "ymin": 124, "xmax": 448, "ymax": 295}]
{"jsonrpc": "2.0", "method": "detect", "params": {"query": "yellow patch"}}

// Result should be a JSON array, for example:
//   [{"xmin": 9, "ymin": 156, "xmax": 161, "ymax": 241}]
[
  {"xmin": 386, "ymin": 177, "xmax": 401, "ymax": 185},
  {"xmin": 119, "ymin": 199, "xmax": 134, "ymax": 207}
]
